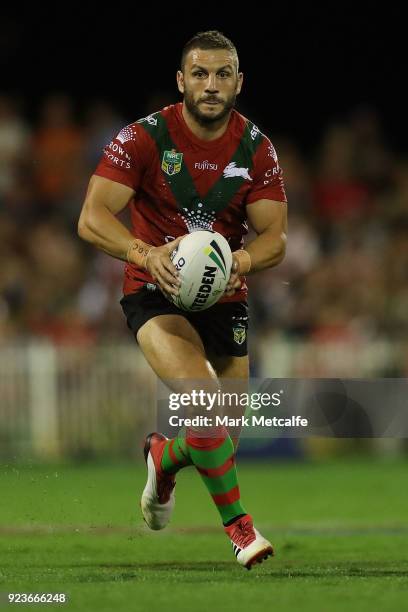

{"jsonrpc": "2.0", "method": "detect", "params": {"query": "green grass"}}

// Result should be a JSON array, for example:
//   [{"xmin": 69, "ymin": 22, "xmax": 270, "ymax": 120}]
[{"xmin": 1, "ymin": 459, "xmax": 408, "ymax": 611}]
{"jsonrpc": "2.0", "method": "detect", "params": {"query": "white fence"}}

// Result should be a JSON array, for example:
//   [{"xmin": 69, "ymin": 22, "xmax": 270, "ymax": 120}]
[
  {"xmin": 0, "ymin": 339, "xmax": 405, "ymax": 459},
  {"xmin": 256, "ymin": 336, "xmax": 406, "ymax": 378},
  {"xmin": 0, "ymin": 343, "xmax": 156, "ymax": 459}
]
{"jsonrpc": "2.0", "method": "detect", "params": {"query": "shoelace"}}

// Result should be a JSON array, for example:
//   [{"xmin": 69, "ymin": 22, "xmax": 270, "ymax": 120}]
[{"xmin": 232, "ymin": 519, "xmax": 256, "ymax": 548}]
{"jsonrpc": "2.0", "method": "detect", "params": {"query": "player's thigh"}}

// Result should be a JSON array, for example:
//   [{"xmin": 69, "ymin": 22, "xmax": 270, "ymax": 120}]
[
  {"xmin": 137, "ymin": 314, "xmax": 217, "ymax": 385},
  {"xmin": 211, "ymin": 354, "xmax": 249, "ymax": 412},
  {"xmin": 209, "ymin": 355, "xmax": 249, "ymax": 447},
  {"xmin": 210, "ymin": 354, "xmax": 249, "ymax": 380}
]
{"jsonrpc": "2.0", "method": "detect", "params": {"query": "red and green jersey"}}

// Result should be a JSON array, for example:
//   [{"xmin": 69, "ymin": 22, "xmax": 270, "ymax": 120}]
[{"xmin": 94, "ymin": 103, "xmax": 286, "ymax": 302}]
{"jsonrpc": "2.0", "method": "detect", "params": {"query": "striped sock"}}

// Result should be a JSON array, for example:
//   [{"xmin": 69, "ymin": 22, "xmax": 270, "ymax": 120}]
[
  {"xmin": 185, "ymin": 428, "xmax": 246, "ymax": 525},
  {"xmin": 161, "ymin": 431, "xmax": 193, "ymax": 474}
]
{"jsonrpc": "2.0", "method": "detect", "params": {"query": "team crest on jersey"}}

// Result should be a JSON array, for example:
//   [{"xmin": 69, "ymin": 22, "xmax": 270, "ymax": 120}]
[
  {"xmin": 233, "ymin": 326, "xmax": 246, "ymax": 345},
  {"xmin": 162, "ymin": 150, "xmax": 183, "ymax": 176},
  {"xmin": 223, "ymin": 162, "xmax": 252, "ymax": 181}
]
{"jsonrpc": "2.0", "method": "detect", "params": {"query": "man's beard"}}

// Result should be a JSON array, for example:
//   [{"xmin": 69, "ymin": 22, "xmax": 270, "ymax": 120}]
[{"xmin": 184, "ymin": 89, "xmax": 236, "ymax": 126}]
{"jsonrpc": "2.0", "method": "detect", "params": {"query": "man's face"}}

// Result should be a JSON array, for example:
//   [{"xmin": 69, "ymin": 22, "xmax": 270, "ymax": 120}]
[{"xmin": 177, "ymin": 48, "xmax": 243, "ymax": 126}]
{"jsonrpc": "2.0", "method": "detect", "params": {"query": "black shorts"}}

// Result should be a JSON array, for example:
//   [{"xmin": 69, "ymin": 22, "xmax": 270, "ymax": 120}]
[{"xmin": 120, "ymin": 284, "xmax": 248, "ymax": 357}]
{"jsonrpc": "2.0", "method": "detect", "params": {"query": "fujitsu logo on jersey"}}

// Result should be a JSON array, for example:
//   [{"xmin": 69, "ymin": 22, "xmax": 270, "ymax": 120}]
[
  {"xmin": 223, "ymin": 162, "xmax": 252, "ymax": 181},
  {"xmin": 195, "ymin": 160, "xmax": 218, "ymax": 171}
]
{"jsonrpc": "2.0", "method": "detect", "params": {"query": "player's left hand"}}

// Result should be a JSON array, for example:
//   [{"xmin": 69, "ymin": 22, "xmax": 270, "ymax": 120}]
[{"xmin": 225, "ymin": 257, "xmax": 242, "ymax": 297}]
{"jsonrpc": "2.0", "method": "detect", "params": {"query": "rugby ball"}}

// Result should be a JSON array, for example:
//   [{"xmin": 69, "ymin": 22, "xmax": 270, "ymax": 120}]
[{"xmin": 170, "ymin": 230, "xmax": 232, "ymax": 311}]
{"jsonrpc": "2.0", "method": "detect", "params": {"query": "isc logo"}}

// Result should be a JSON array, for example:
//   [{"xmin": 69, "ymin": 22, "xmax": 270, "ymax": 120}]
[{"xmin": 250, "ymin": 124, "xmax": 260, "ymax": 140}]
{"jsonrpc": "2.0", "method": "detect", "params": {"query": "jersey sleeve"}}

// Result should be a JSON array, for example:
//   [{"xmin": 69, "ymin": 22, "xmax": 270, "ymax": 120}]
[
  {"xmin": 246, "ymin": 136, "xmax": 287, "ymax": 205},
  {"xmin": 93, "ymin": 124, "xmax": 149, "ymax": 191}
]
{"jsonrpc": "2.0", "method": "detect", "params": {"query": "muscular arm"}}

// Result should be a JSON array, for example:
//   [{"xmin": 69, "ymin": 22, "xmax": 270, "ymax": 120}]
[
  {"xmin": 77, "ymin": 175, "xmax": 181, "ymax": 294},
  {"xmin": 244, "ymin": 199, "xmax": 287, "ymax": 273},
  {"xmin": 225, "ymin": 199, "xmax": 287, "ymax": 295},
  {"xmin": 78, "ymin": 175, "xmax": 138, "ymax": 261}
]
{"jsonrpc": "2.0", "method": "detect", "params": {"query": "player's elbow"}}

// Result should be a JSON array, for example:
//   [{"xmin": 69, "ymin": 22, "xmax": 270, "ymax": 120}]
[
  {"xmin": 267, "ymin": 232, "xmax": 286, "ymax": 267},
  {"xmin": 77, "ymin": 209, "xmax": 93, "ymax": 243},
  {"xmin": 275, "ymin": 232, "xmax": 287, "ymax": 264},
  {"xmin": 77, "ymin": 215, "xmax": 87, "ymax": 240}
]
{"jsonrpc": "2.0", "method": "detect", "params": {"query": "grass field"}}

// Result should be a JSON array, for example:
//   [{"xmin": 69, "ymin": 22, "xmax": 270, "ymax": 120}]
[{"xmin": 1, "ymin": 458, "xmax": 408, "ymax": 611}]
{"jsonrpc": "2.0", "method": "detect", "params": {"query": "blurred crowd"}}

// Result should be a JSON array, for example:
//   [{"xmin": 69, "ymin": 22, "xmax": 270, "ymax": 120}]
[{"xmin": 1, "ymin": 94, "xmax": 407, "ymax": 348}]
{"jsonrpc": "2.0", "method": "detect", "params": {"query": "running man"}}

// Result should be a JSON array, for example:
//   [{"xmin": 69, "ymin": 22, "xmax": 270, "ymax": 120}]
[{"xmin": 78, "ymin": 30, "xmax": 287, "ymax": 569}]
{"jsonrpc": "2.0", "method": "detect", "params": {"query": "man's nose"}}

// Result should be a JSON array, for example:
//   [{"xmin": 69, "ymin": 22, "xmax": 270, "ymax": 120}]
[{"xmin": 205, "ymin": 74, "xmax": 219, "ymax": 92}]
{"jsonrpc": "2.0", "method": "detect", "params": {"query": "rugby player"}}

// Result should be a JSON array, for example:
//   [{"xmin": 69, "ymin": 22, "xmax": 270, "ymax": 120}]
[{"xmin": 78, "ymin": 30, "xmax": 287, "ymax": 569}]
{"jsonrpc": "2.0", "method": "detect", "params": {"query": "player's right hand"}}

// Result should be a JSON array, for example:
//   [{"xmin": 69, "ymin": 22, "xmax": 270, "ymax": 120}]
[
  {"xmin": 224, "ymin": 257, "xmax": 242, "ymax": 297},
  {"xmin": 145, "ymin": 235, "xmax": 185, "ymax": 296}
]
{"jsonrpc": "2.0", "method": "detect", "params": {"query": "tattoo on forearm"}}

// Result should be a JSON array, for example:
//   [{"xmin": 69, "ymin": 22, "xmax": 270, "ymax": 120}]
[{"xmin": 126, "ymin": 239, "xmax": 153, "ymax": 269}]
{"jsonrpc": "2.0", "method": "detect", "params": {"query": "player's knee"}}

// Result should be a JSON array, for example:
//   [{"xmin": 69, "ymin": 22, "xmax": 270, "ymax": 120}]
[{"xmin": 174, "ymin": 376, "xmax": 220, "ymax": 398}]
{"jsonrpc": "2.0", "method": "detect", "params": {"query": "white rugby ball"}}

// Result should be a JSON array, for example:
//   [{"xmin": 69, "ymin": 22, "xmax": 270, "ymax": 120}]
[{"xmin": 170, "ymin": 230, "xmax": 232, "ymax": 311}]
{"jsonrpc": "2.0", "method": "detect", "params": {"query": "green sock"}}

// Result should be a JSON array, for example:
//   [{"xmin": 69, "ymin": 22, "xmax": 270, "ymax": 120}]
[
  {"xmin": 161, "ymin": 431, "xmax": 193, "ymax": 474},
  {"xmin": 185, "ymin": 430, "xmax": 246, "ymax": 524},
  {"xmin": 161, "ymin": 428, "xmax": 246, "ymax": 525}
]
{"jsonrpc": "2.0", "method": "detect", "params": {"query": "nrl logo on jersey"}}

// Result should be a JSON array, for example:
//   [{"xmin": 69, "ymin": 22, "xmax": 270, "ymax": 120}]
[
  {"xmin": 233, "ymin": 326, "xmax": 246, "ymax": 345},
  {"xmin": 223, "ymin": 162, "xmax": 252, "ymax": 181},
  {"xmin": 162, "ymin": 150, "xmax": 183, "ymax": 176}
]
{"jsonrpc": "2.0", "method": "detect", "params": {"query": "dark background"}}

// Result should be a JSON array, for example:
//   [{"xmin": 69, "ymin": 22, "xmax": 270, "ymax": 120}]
[
  {"xmin": 1, "ymin": 9, "xmax": 408, "ymax": 461},
  {"xmin": 1, "ymin": 7, "xmax": 405, "ymax": 151},
  {"xmin": 1, "ymin": 7, "xmax": 407, "ymax": 355}
]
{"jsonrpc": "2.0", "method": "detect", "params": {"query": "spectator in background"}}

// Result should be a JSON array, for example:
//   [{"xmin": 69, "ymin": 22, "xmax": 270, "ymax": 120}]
[
  {"xmin": 313, "ymin": 124, "xmax": 371, "ymax": 244},
  {"xmin": 0, "ymin": 95, "xmax": 30, "ymax": 209},
  {"xmin": 348, "ymin": 106, "xmax": 391, "ymax": 189},
  {"xmin": 31, "ymin": 95, "xmax": 85, "ymax": 215},
  {"xmin": 84, "ymin": 100, "xmax": 124, "ymax": 169},
  {"xmin": 0, "ymin": 96, "xmax": 406, "ymax": 350}
]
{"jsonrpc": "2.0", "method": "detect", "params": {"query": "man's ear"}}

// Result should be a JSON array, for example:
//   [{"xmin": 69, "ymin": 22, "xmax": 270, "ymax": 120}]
[
  {"xmin": 177, "ymin": 70, "xmax": 185, "ymax": 94},
  {"xmin": 236, "ymin": 72, "xmax": 243, "ymax": 95}
]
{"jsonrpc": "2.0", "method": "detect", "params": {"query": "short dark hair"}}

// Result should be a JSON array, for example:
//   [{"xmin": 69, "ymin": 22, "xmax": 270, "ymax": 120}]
[{"xmin": 181, "ymin": 30, "xmax": 238, "ymax": 71}]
